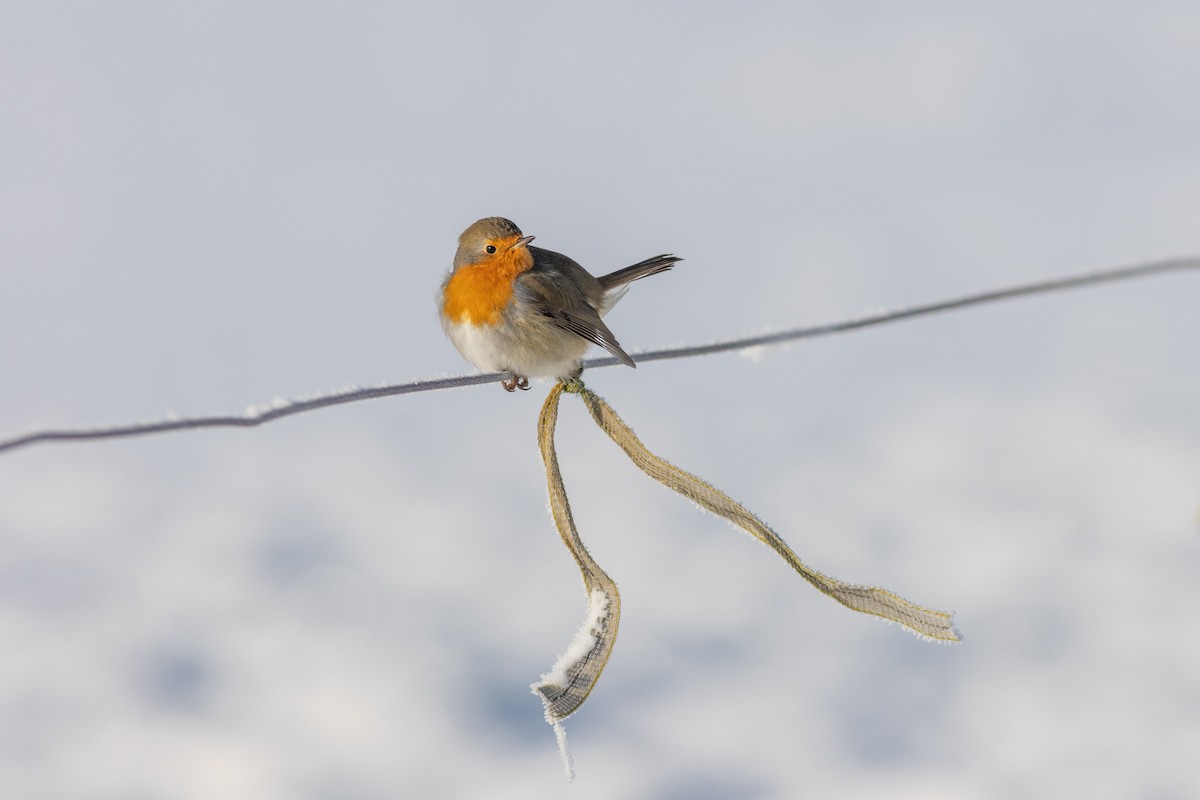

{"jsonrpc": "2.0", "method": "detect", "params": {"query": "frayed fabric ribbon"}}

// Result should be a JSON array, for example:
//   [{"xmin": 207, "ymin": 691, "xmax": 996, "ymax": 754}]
[{"xmin": 533, "ymin": 379, "xmax": 960, "ymax": 777}]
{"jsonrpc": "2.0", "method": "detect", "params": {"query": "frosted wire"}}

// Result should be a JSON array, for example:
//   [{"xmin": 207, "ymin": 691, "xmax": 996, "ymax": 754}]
[{"xmin": 1, "ymin": 256, "xmax": 1195, "ymax": 455}]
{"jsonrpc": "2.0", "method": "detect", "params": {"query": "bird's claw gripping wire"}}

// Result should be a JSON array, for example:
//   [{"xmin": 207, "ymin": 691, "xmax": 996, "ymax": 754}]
[{"xmin": 502, "ymin": 374, "xmax": 531, "ymax": 392}]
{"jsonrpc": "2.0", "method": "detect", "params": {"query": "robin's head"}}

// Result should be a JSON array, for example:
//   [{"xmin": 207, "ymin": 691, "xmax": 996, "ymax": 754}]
[{"xmin": 454, "ymin": 217, "xmax": 536, "ymax": 269}]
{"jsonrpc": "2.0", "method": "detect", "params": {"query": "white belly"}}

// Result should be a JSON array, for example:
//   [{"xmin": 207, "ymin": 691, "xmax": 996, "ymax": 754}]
[{"xmin": 443, "ymin": 317, "xmax": 590, "ymax": 380}]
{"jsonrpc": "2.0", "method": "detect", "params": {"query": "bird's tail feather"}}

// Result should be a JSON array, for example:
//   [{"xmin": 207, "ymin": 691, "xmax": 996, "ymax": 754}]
[{"xmin": 598, "ymin": 255, "xmax": 681, "ymax": 291}]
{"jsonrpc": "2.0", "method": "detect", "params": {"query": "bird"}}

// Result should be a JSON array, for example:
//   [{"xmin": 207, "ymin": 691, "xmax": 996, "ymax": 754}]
[{"xmin": 438, "ymin": 217, "xmax": 681, "ymax": 391}]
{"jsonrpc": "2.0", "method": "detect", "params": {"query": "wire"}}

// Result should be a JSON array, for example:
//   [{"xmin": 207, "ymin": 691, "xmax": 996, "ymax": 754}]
[{"xmin": 1, "ymin": 255, "xmax": 1195, "ymax": 455}]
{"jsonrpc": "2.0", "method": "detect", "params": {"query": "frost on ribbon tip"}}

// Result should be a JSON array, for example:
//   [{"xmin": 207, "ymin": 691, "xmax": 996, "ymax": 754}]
[{"xmin": 531, "ymin": 587, "xmax": 617, "ymax": 781}]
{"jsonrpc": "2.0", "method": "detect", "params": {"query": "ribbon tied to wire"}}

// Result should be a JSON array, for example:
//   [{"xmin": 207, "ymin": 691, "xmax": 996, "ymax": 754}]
[{"xmin": 533, "ymin": 379, "xmax": 960, "ymax": 778}]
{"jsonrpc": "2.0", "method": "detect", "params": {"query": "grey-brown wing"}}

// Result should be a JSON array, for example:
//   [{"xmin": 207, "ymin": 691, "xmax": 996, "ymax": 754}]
[
  {"xmin": 542, "ymin": 303, "xmax": 636, "ymax": 368},
  {"xmin": 518, "ymin": 256, "xmax": 637, "ymax": 368}
]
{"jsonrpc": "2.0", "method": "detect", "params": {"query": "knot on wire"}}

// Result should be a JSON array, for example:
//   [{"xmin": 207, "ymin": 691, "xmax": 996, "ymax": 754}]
[{"xmin": 559, "ymin": 376, "xmax": 587, "ymax": 395}]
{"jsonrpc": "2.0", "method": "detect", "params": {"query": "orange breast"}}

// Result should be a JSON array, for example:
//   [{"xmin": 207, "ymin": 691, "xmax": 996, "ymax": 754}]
[{"xmin": 442, "ymin": 244, "xmax": 534, "ymax": 325}]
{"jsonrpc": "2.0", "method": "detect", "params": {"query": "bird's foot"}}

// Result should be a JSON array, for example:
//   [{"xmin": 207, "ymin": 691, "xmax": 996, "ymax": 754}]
[{"xmin": 502, "ymin": 374, "xmax": 530, "ymax": 392}]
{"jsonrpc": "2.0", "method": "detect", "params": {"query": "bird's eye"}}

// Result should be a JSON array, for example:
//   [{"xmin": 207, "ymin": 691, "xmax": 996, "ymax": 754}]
[{"xmin": 485, "ymin": 244, "xmax": 497, "ymax": 254}]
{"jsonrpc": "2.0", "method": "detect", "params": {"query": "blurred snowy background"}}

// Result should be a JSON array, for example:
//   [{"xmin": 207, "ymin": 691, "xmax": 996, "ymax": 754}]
[{"xmin": 2, "ymin": 3, "xmax": 1198, "ymax": 798}]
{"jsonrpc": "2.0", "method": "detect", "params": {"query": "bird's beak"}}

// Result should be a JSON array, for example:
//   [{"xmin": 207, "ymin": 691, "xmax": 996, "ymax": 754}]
[{"xmin": 514, "ymin": 235, "xmax": 535, "ymax": 249}]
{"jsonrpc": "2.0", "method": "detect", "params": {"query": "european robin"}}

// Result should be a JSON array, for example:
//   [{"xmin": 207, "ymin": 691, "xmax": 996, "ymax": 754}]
[{"xmin": 438, "ymin": 217, "xmax": 681, "ymax": 391}]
